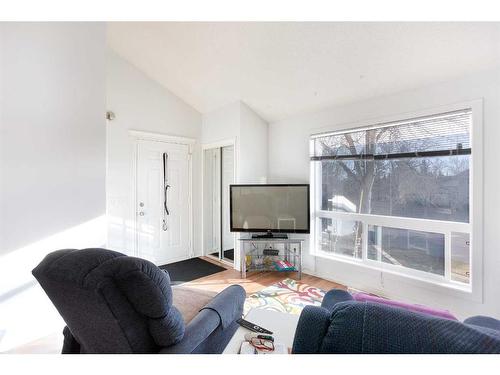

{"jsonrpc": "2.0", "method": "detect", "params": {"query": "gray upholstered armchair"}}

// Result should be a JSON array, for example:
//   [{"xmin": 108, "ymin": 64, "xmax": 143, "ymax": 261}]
[{"xmin": 32, "ymin": 248, "xmax": 245, "ymax": 354}]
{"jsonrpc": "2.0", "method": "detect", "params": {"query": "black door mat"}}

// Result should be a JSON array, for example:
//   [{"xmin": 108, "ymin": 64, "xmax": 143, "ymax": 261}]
[
  {"xmin": 209, "ymin": 249, "xmax": 234, "ymax": 261},
  {"xmin": 224, "ymin": 249, "xmax": 234, "ymax": 261},
  {"xmin": 159, "ymin": 257, "xmax": 226, "ymax": 285}
]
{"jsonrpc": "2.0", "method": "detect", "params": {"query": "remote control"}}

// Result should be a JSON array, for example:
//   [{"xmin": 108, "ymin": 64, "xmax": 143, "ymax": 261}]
[{"xmin": 236, "ymin": 318, "xmax": 273, "ymax": 334}]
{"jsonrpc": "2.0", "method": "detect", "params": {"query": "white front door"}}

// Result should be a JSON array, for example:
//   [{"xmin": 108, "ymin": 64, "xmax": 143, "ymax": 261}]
[{"xmin": 136, "ymin": 139, "xmax": 191, "ymax": 265}]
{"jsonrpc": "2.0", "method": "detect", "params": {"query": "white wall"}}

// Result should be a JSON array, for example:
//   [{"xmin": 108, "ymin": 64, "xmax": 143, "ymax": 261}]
[
  {"xmin": 106, "ymin": 50, "xmax": 203, "ymax": 256},
  {"xmin": 201, "ymin": 102, "xmax": 241, "ymax": 145},
  {"xmin": 239, "ymin": 103, "xmax": 268, "ymax": 184},
  {"xmin": 0, "ymin": 23, "xmax": 106, "ymax": 351},
  {"xmin": 268, "ymin": 68, "xmax": 500, "ymax": 319},
  {"xmin": 201, "ymin": 101, "xmax": 268, "ymax": 183}
]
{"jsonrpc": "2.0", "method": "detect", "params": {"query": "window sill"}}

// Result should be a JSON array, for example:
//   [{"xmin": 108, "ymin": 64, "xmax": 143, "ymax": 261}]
[{"xmin": 312, "ymin": 250, "xmax": 480, "ymax": 302}]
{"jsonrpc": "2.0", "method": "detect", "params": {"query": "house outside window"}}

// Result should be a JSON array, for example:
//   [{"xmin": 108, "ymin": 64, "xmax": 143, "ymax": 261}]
[{"xmin": 310, "ymin": 105, "xmax": 481, "ymax": 290}]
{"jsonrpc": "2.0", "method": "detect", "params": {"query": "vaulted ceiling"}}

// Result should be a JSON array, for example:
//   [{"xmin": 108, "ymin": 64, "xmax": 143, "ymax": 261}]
[{"xmin": 108, "ymin": 22, "xmax": 500, "ymax": 123}]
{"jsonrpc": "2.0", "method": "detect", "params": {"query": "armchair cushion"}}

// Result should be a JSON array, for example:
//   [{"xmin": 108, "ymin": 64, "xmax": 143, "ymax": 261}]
[
  {"xmin": 172, "ymin": 286, "xmax": 218, "ymax": 324},
  {"xmin": 148, "ymin": 307, "xmax": 185, "ymax": 347},
  {"xmin": 84, "ymin": 254, "xmax": 186, "ymax": 348}
]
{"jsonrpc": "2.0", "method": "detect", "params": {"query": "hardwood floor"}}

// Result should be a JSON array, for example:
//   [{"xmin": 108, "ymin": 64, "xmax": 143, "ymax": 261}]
[
  {"xmin": 191, "ymin": 256, "xmax": 346, "ymax": 295},
  {"xmin": 7, "ymin": 257, "xmax": 345, "ymax": 354}
]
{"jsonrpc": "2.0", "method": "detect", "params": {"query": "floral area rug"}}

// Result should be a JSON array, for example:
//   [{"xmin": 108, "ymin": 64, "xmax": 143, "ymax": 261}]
[{"xmin": 244, "ymin": 278, "xmax": 326, "ymax": 315}]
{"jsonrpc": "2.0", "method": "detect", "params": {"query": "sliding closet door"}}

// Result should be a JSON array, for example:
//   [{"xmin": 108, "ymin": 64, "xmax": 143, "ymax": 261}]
[
  {"xmin": 203, "ymin": 144, "xmax": 235, "ymax": 263},
  {"xmin": 203, "ymin": 148, "xmax": 221, "ymax": 258},
  {"xmin": 221, "ymin": 145, "xmax": 235, "ymax": 261}
]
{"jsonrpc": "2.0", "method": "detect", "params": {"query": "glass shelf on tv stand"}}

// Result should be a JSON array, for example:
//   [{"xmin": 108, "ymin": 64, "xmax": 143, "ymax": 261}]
[{"xmin": 238, "ymin": 237, "xmax": 304, "ymax": 279}]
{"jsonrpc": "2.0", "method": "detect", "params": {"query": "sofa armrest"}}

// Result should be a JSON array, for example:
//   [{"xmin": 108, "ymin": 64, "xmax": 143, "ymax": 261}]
[
  {"xmin": 321, "ymin": 289, "xmax": 353, "ymax": 311},
  {"xmin": 292, "ymin": 305, "xmax": 331, "ymax": 354},
  {"xmin": 464, "ymin": 316, "xmax": 500, "ymax": 332},
  {"xmin": 160, "ymin": 285, "xmax": 245, "ymax": 354}
]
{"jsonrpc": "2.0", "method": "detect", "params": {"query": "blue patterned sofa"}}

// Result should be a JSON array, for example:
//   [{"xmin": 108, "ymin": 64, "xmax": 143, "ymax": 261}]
[{"xmin": 292, "ymin": 289, "xmax": 500, "ymax": 354}]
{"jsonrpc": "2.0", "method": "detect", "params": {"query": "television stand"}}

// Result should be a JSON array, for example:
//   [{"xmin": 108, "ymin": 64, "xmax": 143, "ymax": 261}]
[{"xmin": 238, "ymin": 237, "xmax": 303, "ymax": 279}]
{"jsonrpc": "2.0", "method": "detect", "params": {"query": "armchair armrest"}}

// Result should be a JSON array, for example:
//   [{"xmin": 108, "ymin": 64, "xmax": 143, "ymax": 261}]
[
  {"xmin": 160, "ymin": 285, "xmax": 245, "ymax": 354},
  {"xmin": 321, "ymin": 289, "xmax": 353, "ymax": 311}
]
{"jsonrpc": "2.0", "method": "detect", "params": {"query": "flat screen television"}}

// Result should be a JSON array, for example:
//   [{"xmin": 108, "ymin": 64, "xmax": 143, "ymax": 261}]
[{"xmin": 230, "ymin": 184, "xmax": 310, "ymax": 235}]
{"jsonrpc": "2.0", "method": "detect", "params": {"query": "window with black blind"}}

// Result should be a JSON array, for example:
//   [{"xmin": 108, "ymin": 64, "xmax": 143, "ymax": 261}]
[{"xmin": 310, "ymin": 109, "xmax": 472, "ymax": 285}]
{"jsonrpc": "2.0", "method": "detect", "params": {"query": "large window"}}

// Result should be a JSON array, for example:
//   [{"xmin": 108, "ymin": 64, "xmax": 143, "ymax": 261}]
[{"xmin": 310, "ymin": 109, "xmax": 474, "ymax": 287}]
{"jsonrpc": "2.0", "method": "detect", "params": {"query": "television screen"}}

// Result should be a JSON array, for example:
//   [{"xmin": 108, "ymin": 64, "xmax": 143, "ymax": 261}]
[{"xmin": 230, "ymin": 184, "xmax": 310, "ymax": 233}]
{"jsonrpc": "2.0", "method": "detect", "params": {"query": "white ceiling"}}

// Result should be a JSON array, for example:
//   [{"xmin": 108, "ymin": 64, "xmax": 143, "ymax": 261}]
[{"xmin": 107, "ymin": 22, "xmax": 500, "ymax": 123}]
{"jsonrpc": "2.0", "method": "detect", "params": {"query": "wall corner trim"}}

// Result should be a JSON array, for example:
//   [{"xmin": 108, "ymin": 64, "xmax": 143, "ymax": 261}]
[{"xmin": 128, "ymin": 130, "xmax": 197, "ymax": 145}]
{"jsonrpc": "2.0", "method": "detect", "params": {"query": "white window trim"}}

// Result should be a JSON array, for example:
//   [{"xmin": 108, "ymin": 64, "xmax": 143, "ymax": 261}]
[{"xmin": 309, "ymin": 99, "xmax": 483, "ymax": 303}]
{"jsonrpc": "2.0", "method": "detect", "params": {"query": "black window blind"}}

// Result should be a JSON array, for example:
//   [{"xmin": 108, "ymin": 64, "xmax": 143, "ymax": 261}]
[{"xmin": 311, "ymin": 109, "xmax": 472, "ymax": 161}]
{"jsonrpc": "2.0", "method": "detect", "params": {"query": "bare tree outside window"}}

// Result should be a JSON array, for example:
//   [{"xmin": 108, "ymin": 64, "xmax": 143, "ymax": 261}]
[{"xmin": 312, "ymin": 110, "xmax": 471, "ymax": 283}]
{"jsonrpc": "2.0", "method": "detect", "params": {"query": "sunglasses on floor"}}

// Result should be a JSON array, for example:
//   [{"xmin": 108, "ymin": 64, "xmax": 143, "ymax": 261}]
[{"xmin": 249, "ymin": 338, "xmax": 275, "ymax": 352}]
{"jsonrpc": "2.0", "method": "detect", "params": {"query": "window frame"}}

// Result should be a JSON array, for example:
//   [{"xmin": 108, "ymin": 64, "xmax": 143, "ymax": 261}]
[{"xmin": 309, "ymin": 100, "xmax": 483, "ymax": 300}]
